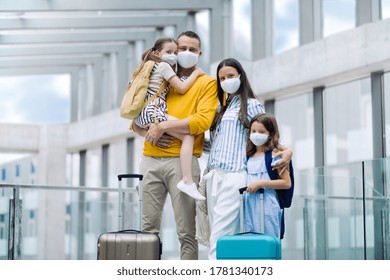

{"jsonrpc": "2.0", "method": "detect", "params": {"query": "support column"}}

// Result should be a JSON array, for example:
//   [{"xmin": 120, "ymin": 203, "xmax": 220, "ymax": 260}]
[
  {"xmin": 85, "ymin": 64, "xmax": 94, "ymax": 118},
  {"xmin": 370, "ymin": 71, "xmax": 387, "ymax": 259},
  {"xmin": 37, "ymin": 124, "xmax": 67, "ymax": 259},
  {"xmin": 299, "ymin": 0, "xmax": 323, "ymax": 45},
  {"xmin": 313, "ymin": 86, "xmax": 327, "ymax": 260},
  {"xmin": 313, "ymin": 87, "xmax": 325, "ymax": 167},
  {"xmin": 70, "ymin": 70, "xmax": 79, "ymax": 122},
  {"xmin": 356, "ymin": 0, "xmax": 381, "ymax": 26},
  {"xmin": 78, "ymin": 67, "xmax": 87, "ymax": 120},
  {"xmin": 101, "ymin": 54, "xmax": 110, "ymax": 112},
  {"xmin": 371, "ymin": 71, "xmax": 386, "ymax": 158},
  {"xmin": 264, "ymin": 100, "xmax": 275, "ymax": 115},
  {"xmin": 251, "ymin": 0, "xmax": 273, "ymax": 60},
  {"xmin": 116, "ymin": 48, "xmax": 128, "ymax": 108},
  {"xmin": 92, "ymin": 60, "xmax": 103, "ymax": 116},
  {"xmin": 210, "ymin": 0, "xmax": 230, "ymax": 62}
]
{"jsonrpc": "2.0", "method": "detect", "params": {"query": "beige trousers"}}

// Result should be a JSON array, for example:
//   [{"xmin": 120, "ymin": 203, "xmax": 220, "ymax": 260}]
[{"xmin": 140, "ymin": 155, "xmax": 200, "ymax": 260}]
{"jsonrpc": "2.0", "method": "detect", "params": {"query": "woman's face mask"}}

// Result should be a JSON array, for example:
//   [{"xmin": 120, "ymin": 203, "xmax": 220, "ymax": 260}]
[{"xmin": 220, "ymin": 76, "xmax": 241, "ymax": 94}]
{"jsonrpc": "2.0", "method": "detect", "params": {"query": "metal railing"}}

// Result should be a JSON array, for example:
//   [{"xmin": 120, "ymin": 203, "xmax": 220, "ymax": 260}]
[
  {"xmin": 1, "ymin": 158, "xmax": 390, "ymax": 260},
  {"xmin": 0, "ymin": 182, "xmax": 138, "ymax": 260}
]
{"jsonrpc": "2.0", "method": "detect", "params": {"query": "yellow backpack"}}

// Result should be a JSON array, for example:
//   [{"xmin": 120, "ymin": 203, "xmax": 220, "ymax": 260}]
[{"xmin": 120, "ymin": 60, "xmax": 167, "ymax": 120}]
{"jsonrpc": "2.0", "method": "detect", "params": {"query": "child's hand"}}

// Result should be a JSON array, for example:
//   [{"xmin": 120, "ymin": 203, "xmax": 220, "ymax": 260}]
[{"xmin": 246, "ymin": 181, "xmax": 262, "ymax": 193}]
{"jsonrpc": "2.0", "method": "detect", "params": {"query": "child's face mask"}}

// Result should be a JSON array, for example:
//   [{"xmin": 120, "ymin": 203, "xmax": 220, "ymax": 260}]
[{"xmin": 250, "ymin": 132, "xmax": 269, "ymax": 146}]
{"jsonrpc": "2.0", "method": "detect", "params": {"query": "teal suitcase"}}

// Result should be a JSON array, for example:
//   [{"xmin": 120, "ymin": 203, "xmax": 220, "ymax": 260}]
[{"xmin": 216, "ymin": 188, "xmax": 282, "ymax": 260}]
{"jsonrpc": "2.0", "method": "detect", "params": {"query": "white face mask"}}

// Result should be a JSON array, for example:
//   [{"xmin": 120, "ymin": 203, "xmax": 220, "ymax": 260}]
[
  {"xmin": 162, "ymin": 54, "xmax": 177, "ymax": 66},
  {"xmin": 220, "ymin": 77, "xmax": 241, "ymax": 94},
  {"xmin": 177, "ymin": 51, "xmax": 199, "ymax": 69},
  {"xmin": 250, "ymin": 132, "xmax": 269, "ymax": 146}
]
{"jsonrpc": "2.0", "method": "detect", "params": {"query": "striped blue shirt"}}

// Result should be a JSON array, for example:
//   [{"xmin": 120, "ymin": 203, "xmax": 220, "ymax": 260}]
[{"xmin": 207, "ymin": 96, "xmax": 265, "ymax": 172}]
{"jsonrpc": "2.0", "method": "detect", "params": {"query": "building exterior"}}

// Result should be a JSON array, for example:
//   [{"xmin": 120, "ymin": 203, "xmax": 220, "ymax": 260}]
[{"xmin": 0, "ymin": 0, "xmax": 389, "ymax": 259}]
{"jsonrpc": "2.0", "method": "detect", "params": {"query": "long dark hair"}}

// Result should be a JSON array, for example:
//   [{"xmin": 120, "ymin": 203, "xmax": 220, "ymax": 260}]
[
  {"xmin": 135, "ymin": 37, "xmax": 176, "ymax": 75},
  {"xmin": 246, "ymin": 113, "xmax": 280, "ymax": 158},
  {"xmin": 211, "ymin": 58, "xmax": 256, "ymax": 131}
]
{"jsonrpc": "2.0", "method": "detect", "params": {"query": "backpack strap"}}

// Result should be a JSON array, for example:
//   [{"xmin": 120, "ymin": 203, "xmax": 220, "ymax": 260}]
[
  {"xmin": 141, "ymin": 81, "xmax": 168, "ymax": 112},
  {"xmin": 264, "ymin": 150, "xmax": 294, "ymax": 239}
]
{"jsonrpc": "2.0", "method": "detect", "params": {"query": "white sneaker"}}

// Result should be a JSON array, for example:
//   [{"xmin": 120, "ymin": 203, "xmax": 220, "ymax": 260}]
[{"xmin": 177, "ymin": 180, "xmax": 206, "ymax": 200}]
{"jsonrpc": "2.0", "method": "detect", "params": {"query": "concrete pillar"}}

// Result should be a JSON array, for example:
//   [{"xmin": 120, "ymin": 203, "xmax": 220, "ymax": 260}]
[
  {"xmin": 85, "ymin": 64, "xmax": 94, "ymax": 118},
  {"xmin": 70, "ymin": 70, "xmax": 79, "ymax": 122},
  {"xmin": 209, "ymin": 0, "xmax": 229, "ymax": 62},
  {"xmin": 101, "ymin": 54, "xmax": 110, "ymax": 113},
  {"xmin": 356, "ymin": 0, "xmax": 381, "ymax": 26},
  {"xmin": 77, "ymin": 67, "xmax": 87, "ymax": 120},
  {"xmin": 299, "ymin": 0, "xmax": 323, "ymax": 45},
  {"xmin": 92, "ymin": 60, "xmax": 103, "ymax": 116},
  {"xmin": 251, "ymin": 0, "xmax": 273, "ymax": 60},
  {"xmin": 36, "ymin": 124, "xmax": 67, "ymax": 259},
  {"xmin": 127, "ymin": 42, "xmax": 136, "ymax": 76},
  {"xmin": 116, "ymin": 48, "xmax": 128, "ymax": 108}
]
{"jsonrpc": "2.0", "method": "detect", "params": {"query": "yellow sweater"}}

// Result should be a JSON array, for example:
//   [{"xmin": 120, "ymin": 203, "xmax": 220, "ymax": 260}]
[{"xmin": 143, "ymin": 74, "xmax": 218, "ymax": 157}]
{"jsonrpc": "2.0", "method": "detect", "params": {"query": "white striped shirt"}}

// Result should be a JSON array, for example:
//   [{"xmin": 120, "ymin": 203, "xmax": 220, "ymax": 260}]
[{"xmin": 207, "ymin": 95, "xmax": 265, "ymax": 172}]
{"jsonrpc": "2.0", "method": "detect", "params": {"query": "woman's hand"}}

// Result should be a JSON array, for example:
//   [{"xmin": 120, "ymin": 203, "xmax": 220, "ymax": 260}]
[{"xmin": 273, "ymin": 147, "xmax": 293, "ymax": 173}]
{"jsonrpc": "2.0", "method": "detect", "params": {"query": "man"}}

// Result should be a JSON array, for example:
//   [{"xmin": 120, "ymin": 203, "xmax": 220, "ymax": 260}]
[{"xmin": 132, "ymin": 31, "xmax": 218, "ymax": 259}]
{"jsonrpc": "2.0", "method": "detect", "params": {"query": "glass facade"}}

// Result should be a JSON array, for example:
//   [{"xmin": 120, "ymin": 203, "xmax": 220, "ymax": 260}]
[
  {"xmin": 0, "ymin": 75, "xmax": 70, "ymax": 124},
  {"xmin": 382, "ymin": 0, "xmax": 390, "ymax": 19},
  {"xmin": 275, "ymin": 92, "xmax": 315, "ymax": 170},
  {"xmin": 233, "ymin": 0, "xmax": 251, "ymax": 60},
  {"xmin": 323, "ymin": 0, "xmax": 355, "ymax": 37},
  {"xmin": 323, "ymin": 78, "xmax": 372, "ymax": 165},
  {"xmin": 385, "ymin": 72, "xmax": 390, "ymax": 157},
  {"xmin": 274, "ymin": 0, "xmax": 299, "ymax": 54}
]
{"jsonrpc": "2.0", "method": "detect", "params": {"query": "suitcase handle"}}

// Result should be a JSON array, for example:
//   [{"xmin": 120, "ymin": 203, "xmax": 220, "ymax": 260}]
[
  {"xmin": 118, "ymin": 174, "xmax": 143, "ymax": 181},
  {"xmin": 239, "ymin": 187, "xmax": 264, "ymax": 194},
  {"xmin": 236, "ymin": 231, "xmax": 264, "ymax": 235},
  {"xmin": 118, "ymin": 174, "xmax": 143, "ymax": 231},
  {"xmin": 239, "ymin": 187, "xmax": 265, "ymax": 233}
]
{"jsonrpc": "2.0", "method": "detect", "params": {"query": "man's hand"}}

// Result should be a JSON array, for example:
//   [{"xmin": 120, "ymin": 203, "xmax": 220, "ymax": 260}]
[
  {"xmin": 145, "ymin": 123, "xmax": 166, "ymax": 146},
  {"xmin": 155, "ymin": 134, "xmax": 174, "ymax": 148}
]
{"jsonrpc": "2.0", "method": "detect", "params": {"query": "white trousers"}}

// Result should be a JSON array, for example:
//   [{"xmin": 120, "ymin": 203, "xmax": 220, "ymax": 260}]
[{"xmin": 205, "ymin": 169, "xmax": 247, "ymax": 260}]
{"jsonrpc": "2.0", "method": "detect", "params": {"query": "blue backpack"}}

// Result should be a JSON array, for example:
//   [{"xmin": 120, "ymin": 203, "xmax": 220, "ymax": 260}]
[{"xmin": 264, "ymin": 150, "xmax": 295, "ymax": 239}]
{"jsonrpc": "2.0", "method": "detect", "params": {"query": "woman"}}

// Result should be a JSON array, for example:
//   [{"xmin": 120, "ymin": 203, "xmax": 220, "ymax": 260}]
[{"xmin": 204, "ymin": 58, "xmax": 292, "ymax": 259}]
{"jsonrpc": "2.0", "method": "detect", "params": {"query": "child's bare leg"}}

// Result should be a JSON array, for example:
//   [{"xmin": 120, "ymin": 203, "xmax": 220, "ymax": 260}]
[
  {"xmin": 171, "ymin": 132, "xmax": 205, "ymax": 200},
  {"xmin": 180, "ymin": 134, "xmax": 194, "ymax": 183},
  {"xmin": 165, "ymin": 115, "xmax": 193, "ymax": 180}
]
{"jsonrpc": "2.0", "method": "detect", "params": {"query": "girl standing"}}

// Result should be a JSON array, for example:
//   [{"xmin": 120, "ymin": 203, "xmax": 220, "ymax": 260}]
[{"xmin": 244, "ymin": 113, "xmax": 292, "ymax": 238}]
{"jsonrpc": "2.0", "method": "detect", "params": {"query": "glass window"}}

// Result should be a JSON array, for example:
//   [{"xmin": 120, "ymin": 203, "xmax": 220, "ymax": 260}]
[
  {"xmin": 233, "ymin": 0, "xmax": 251, "ymax": 60},
  {"xmin": 274, "ymin": 0, "xmax": 299, "ymax": 54},
  {"xmin": 0, "ymin": 74, "xmax": 70, "ymax": 124},
  {"xmin": 324, "ymin": 78, "xmax": 372, "ymax": 165},
  {"xmin": 323, "ymin": 0, "xmax": 355, "ymax": 37},
  {"xmin": 275, "ymin": 92, "xmax": 315, "ymax": 170},
  {"xmin": 15, "ymin": 165, "xmax": 20, "ymax": 177},
  {"xmin": 31, "ymin": 162, "xmax": 35, "ymax": 174},
  {"xmin": 382, "ymin": 0, "xmax": 390, "ymax": 19},
  {"xmin": 195, "ymin": 10, "xmax": 210, "ymax": 68},
  {"xmin": 384, "ymin": 72, "xmax": 390, "ymax": 157},
  {"xmin": 1, "ymin": 168, "xmax": 5, "ymax": 181}
]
